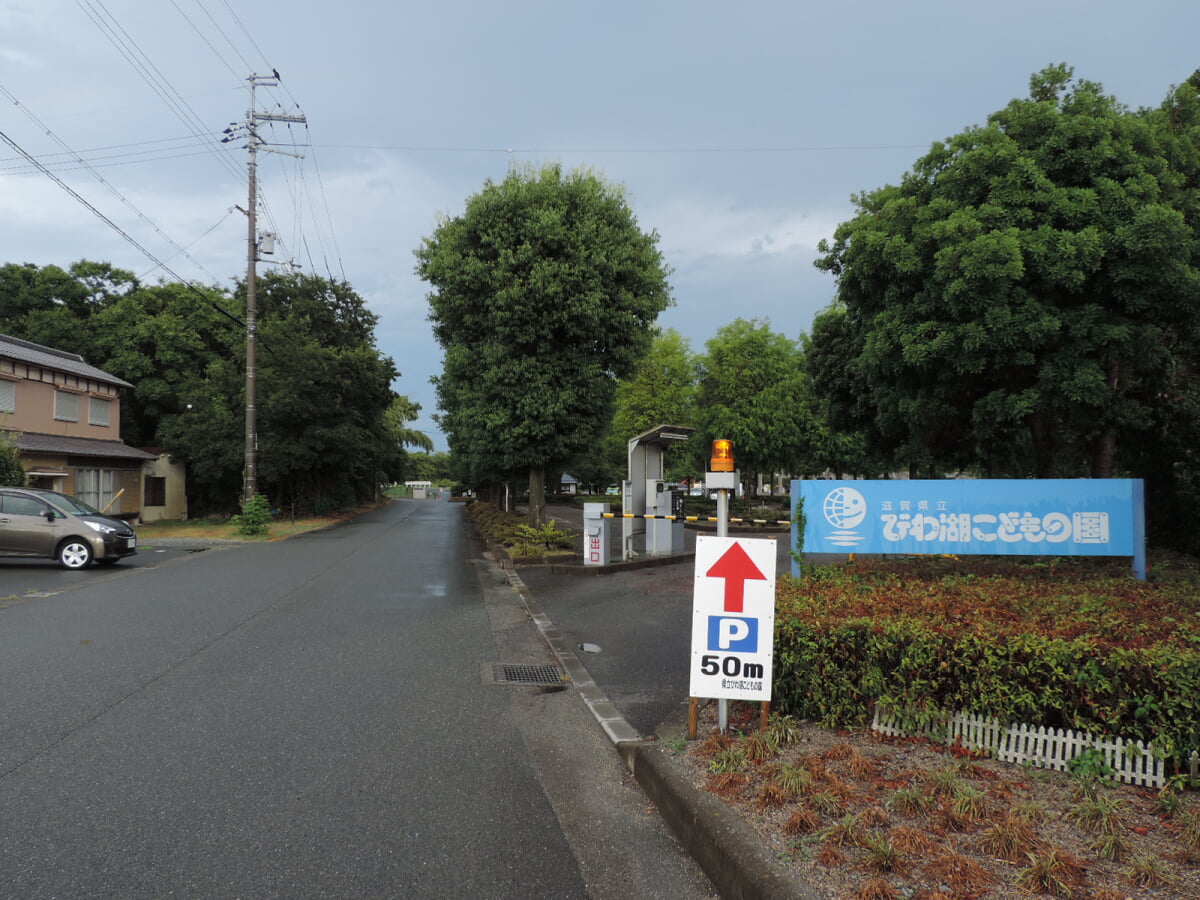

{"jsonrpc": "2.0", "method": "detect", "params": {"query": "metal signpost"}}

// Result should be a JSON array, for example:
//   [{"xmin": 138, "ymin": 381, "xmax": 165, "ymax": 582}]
[
  {"xmin": 688, "ymin": 440, "xmax": 777, "ymax": 736},
  {"xmin": 690, "ymin": 535, "xmax": 777, "ymax": 714}
]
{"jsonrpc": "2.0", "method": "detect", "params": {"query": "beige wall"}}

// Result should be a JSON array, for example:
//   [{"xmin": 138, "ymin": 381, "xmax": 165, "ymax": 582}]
[
  {"xmin": 20, "ymin": 452, "xmax": 143, "ymax": 516},
  {"xmin": 139, "ymin": 454, "xmax": 188, "ymax": 522},
  {"xmin": 0, "ymin": 365, "xmax": 123, "ymax": 440}
]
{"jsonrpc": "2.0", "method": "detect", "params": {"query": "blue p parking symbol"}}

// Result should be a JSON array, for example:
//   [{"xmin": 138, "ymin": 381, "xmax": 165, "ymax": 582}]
[{"xmin": 707, "ymin": 616, "xmax": 758, "ymax": 653}]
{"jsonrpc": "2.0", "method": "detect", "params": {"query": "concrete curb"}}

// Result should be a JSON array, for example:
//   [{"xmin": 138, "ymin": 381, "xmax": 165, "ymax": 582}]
[
  {"xmin": 504, "ymin": 564, "xmax": 816, "ymax": 900},
  {"xmin": 617, "ymin": 741, "xmax": 821, "ymax": 900}
]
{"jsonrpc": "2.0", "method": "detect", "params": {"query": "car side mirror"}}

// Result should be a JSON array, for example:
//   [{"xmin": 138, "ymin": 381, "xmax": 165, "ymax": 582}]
[{"xmin": 43, "ymin": 510, "xmax": 56, "ymax": 521}]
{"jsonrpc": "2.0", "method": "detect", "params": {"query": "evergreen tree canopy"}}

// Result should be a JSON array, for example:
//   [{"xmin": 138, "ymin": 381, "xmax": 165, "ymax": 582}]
[
  {"xmin": 0, "ymin": 263, "xmax": 399, "ymax": 515},
  {"xmin": 416, "ymin": 163, "xmax": 672, "ymax": 521},
  {"xmin": 695, "ymin": 318, "xmax": 812, "ymax": 493},
  {"xmin": 812, "ymin": 65, "xmax": 1200, "ymax": 480}
]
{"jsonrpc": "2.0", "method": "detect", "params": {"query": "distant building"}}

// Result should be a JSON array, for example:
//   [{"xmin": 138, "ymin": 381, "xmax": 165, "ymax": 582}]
[{"xmin": 0, "ymin": 334, "xmax": 184, "ymax": 520}]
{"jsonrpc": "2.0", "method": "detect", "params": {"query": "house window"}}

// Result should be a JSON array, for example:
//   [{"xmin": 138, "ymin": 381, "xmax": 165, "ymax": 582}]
[
  {"xmin": 76, "ymin": 468, "xmax": 116, "ymax": 511},
  {"xmin": 0, "ymin": 380, "xmax": 13, "ymax": 413},
  {"xmin": 54, "ymin": 391, "xmax": 79, "ymax": 422},
  {"xmin": 89, "ymin": 397, "xmax": 111, "ymax": 427},
  {"xmin": 144, "ymin": 476, "xmax": 166, "ymax": 507}
]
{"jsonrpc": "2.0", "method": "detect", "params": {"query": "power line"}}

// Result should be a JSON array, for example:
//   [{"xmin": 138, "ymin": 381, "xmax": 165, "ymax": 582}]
[
  {"xmin": 216, "ymin": 0, "xmax": 274, "ymax": 73},
  {"xmin": 319, "ymin": 142, "xmax": 929, "ymax": 155},
  {"xmin": 192, "ymin": 0, "xmax": 257, "ymax": 75},
  {"xmin": 145, "ymin": 1, "xmax": 348, "ymax": 289},
  {"xmin": 138, "ymin": 208, "xmax": 237, "ymax": 281},
  {"xmin": 153, "ymin": 0, "xmax": 310, "ymax": 269},
  {"xmin": 14, "ymin": 1, "xmax": 345, "ymax": 334},
  {"xmin": 302, "ymin": 141, "xmax": 347, "ymax": 283},
  {"xmin": 0, "ymin": 125, "xmax": 246, "ymax": 333},
  {"xmin": 168, "ymin": 0, "xmax": 245, "ymax": 81},
  {"xmin": 0, "ymin": 134, "xmax": 212, "ymax": 165},
  {"xmin": 68, "ymin": 2, "xmax": 306, "ymax": 286},
  {"xmin": 0, "ymin": 148, "xmax": 216, "ymax": 177},
  {"xmin": 0, "ymin": 82, "xmax": 230, "ymax": 287},
  {"xmin": 74, "ymin": 0, "xmax": 246, "ymax": 185}
]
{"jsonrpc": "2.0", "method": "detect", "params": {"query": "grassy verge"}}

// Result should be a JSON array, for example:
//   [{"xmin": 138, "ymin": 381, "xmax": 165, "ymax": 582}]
[
  {"xmin": 135, "ymin": 504, "xmax": 380, "ymax": 543},
  {"xmin": 774, "ymin": 551, "xmax": 1200, "ymax": 764},
  {"xmin": 464, "ymin": 501, "xmax": 576, "ymax": 559}
]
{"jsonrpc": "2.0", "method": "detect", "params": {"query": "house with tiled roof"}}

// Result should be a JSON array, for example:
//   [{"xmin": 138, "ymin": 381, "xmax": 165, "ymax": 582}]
[{"xmin": 0, "ymin": 334, "xmax": 184, "ymax": 520}]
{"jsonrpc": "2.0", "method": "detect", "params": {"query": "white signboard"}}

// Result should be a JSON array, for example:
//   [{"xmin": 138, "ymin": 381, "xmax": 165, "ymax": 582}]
[{"xmin": 689, "ymin": 536, "xmax": 777, "ymax": 701}]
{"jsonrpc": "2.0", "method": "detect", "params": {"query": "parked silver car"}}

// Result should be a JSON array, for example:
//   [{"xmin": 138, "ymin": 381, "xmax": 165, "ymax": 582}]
[{"xmin": 0, "ymin": 487, "xmax": 138, "ymax": 569}]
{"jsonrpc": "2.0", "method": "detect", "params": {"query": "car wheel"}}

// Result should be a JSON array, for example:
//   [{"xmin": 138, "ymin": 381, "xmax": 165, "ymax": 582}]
[{"xmin": 58, "ymin": 540, "xmax": 94, "ymax": 569}]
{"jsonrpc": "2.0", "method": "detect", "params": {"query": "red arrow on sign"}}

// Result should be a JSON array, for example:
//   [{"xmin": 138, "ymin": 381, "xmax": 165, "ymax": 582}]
[{"xmin": 706, "ymin": 542, "xmax": 768, "ymax": 613}]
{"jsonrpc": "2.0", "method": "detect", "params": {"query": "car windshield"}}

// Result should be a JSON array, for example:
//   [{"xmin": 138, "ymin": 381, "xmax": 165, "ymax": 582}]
[{"xmin": 45, "ymin": 492, "xmax": 103, "ymax": 516}]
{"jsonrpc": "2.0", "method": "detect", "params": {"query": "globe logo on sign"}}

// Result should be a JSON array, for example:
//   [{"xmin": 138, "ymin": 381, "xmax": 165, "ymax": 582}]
[{"xmin": 822, "ymin": 487, "xmax": 866, "ymax": 547}]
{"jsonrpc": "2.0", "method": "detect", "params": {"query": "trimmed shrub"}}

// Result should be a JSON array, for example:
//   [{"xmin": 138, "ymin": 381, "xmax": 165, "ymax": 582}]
[{"xmin": 772, "ymin": 557, "xmax": 1200, "ymax": 764}]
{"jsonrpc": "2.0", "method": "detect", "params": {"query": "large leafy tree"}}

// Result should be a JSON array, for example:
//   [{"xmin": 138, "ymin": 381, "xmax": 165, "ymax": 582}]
[
  {"xmin": 416, "ymin": 163, "xmax": 673, "ymax": 523},
  {"xmin": 813, "ymin": 65, "xmax": 1200, "ymax": 481},
  {"xmin": 250, "ymin": 272, "xmax": 399, "ymax": 513},
  {"xmin": 384, "ymin": 396, "xmax": 434, "ymax": 454},
  {"xmin": 599, "ymin": 328, "xmax": 699, "ymax": 484},
  {"xmin": 378, "ymin": 395, "xmax": 434, "ymax": 487},
  {"xmin": 799, "ymin": 313, "xmax": 884, "ymax": 478},
  {"xmin": 408, "ymin": 450, "xmax": 453, "ymax": 484},
  {"xmin": 0, "ymin": 260, "xmax": 137, "ymax": 360},
  {"xmin": 92, "ymin": 280, "xmax": 240, "ymax": 446},
  {"xmin": 695, "ymin": 318, "xmax": 812, "ymax": 496},
  {"xmin": 0, "ymin": 262, "xmax": 401, "ymax": 516}
]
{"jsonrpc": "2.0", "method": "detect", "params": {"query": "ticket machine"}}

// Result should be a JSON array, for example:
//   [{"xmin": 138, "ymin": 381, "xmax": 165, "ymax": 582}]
[
  {"xmin": 646, "ymin": 480, "xmax": 686, "ymax": 556},
  {"xmin": 621, "ymin": 424, "xmax": 694, "ymax": 560}
]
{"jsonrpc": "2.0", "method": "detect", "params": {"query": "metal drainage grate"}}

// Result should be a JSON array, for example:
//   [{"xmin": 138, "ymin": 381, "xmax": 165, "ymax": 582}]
[{"xmin": 493, "ymin": 663, "xmax": 567, "ymax": 686}]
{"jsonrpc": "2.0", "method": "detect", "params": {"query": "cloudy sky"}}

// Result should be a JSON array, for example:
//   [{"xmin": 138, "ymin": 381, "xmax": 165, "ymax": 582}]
[{"xmin": 2, "ymin": 1, "xmax": 1194, "ymax": 450}]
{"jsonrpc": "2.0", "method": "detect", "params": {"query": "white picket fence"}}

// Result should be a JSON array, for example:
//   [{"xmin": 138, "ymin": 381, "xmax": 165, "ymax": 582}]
[{"xmin": 871, "ymin": 708, "xmax": 1179, "ymax": 789}]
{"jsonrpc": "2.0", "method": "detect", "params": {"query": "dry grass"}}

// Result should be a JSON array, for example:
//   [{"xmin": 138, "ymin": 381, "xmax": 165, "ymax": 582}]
[
  {"xmin": 670, "ymin": 702, "xmax": 1200, "ymax": 899},
  {"xmin": 135, "ymin": 507, "xmax": 371, "ymax": 543}
]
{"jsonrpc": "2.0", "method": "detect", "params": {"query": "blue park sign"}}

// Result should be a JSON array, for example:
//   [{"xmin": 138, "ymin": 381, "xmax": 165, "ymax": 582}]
[{"xmin": 791, "ymin": 479, "xmax": 1147, "ymax": 580}]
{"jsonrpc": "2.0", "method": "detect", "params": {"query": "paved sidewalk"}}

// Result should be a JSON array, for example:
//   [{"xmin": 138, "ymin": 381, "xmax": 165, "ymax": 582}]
[{"xmin": 506, "ymin": 505, "xmax": 816, "ymax": 899}]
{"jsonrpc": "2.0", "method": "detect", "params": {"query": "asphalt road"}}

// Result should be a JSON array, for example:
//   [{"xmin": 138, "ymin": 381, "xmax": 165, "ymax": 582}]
[
  {"xmin": 525, "ymin": 505, "xmax": 795, "ymax": 738},
  {"xmin": 0, "ymin": 501, "xmax": 715, "ymax": 899}
]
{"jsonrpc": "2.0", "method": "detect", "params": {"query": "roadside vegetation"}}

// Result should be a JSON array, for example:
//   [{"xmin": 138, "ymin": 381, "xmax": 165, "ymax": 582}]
[
  {"xmin": 677, "ymin": 699, "xmax": 1200, "ymax": 899},
  {"xmin": 134, "ymin": 492, "xmax": 407, "ymax": 543},
  {"xmin": 465, "ymin": 501, "xmax": 574, "ymax": 559},
  {"xmin": 774, "ymin": 554, "xmax": 1200, "ymax": 764},
  {"xmin": 0, "ymin": 264, "xmax": 441, "ymax": 520},
  {"xmin": 135, "ymin": 510, "xmax": 358, "ymax": 543},
  {"xmin": 673, "ymin": 553, "xmax": 1200, "ymax": 899}
]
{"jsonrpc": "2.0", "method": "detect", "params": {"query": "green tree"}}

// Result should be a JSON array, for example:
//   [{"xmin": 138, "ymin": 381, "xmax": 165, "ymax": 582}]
[
  {"xmin": 813, "ymin": 65, "xmax": 1200, "ymax": 481},
  {"xmin": 409, "ymin": 450, "xmax": 453, "ymax": 484},
  {"xmin": 381, "ymin": 395, "xmax": 435, "ymax": 488},
  {"xmin": 797, "ymin": 320, "xmax": 885, "ymax": 478},
  {"xmin": 695, "ymin": 318, "xmax": 812, "ymax": 496},
  {"xmin": 384, "ymin": 395, "xmax": 434, "ymax": 453},
  {"xmin": 92, "ymin": 280, "xmax": 240, "ymax": 446},
  {"xmin": 416, "ymin": 163, "xmax": 673, "ymax": 524},
  {"xmin": 154, "ymin": 356, "xmax": 246, "ymax": 514},
  {"xmin": 0, "ymin": 260, "xmax": 136, "ymax": 360},
  {"xmin": 0, "ymin": 431, "xmax": 25, "ymax": 486},
  {"xmin": 601, "ymin": 328, "xmax": 699, "ymax": 483},
  {"xmin": 0, "ymin": 262, "xmax": 403, "ymax": 516},
  {"xmin": 251, "ymin": 272, "xmax": 399, "ymax": 514}
]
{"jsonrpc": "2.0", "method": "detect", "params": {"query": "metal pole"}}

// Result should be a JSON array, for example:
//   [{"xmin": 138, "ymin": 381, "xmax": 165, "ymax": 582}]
[
  {"xmin": 717, "ymin": 487, "xmax": 729, "ymax": 733},
  {"xmin": 243, "ymin": 75, "xmax": 259, "ymax": 507},
  {"xmin": 228, "ymin": 73, "xmax": 304, "ymax": 509}
]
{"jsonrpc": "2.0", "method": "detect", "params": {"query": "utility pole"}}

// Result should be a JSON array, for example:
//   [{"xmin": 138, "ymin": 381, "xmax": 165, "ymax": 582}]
[{"xmin": 225, "ymin": 73, "xmax": 305, "ymax": 507}]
